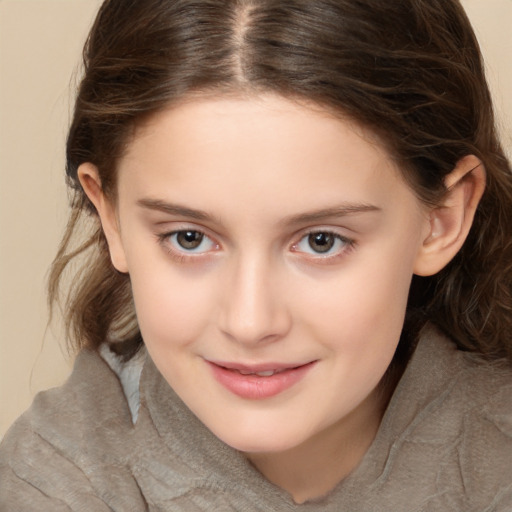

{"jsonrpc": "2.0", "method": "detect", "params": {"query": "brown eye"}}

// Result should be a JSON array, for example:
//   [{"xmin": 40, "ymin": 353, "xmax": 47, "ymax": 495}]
[
  {"xmin": 163, "ymin": 229, "xmax": 217, "ymax": 257},
  {"xmin": 308, "ymin": 232, "xmax": 335, "ymax": 253},
  {"xmin": 176, "ymin": 230, "xmax": 204, "ymax": 250},
  {"xmin": 292, "ymin": 231, "xmax": 352, "ymax": 259}
]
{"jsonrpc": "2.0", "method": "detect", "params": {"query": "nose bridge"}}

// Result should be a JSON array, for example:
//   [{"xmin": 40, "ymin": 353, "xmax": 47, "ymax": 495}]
[{"xmin": 219, "ymin": 248, "xmax": 290, "ymax": 345}]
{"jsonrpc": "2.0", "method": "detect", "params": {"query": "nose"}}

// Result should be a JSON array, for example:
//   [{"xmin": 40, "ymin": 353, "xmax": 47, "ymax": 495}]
[{"xmin": 218, "ymin": 254, "xmax": 292, "ymax": 346}]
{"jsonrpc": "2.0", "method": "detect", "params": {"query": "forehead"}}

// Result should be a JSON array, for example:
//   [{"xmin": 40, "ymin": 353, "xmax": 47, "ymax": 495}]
[
  {"xmin": 125, "ymin": 93, "xmax": 387, "ymax": 157},
  {"xmin": 116, "ymin": 94, "xmax": 419, "ymax": 222}
]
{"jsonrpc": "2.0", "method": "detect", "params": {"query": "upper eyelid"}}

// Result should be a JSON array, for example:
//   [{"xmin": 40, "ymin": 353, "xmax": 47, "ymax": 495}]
[
  {"xmin": 292, "ymin": 226, "xmax": 355, "ymax": 242},
  {"xmin": 156, "ymin": 224, "xmax": 218, "ymax": 241}
]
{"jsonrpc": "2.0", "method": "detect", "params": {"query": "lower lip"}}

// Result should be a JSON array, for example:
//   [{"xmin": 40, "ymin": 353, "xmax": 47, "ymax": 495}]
[{"xmin": 207, "ymin": 361, "xmax": 316, "ymax": 400}]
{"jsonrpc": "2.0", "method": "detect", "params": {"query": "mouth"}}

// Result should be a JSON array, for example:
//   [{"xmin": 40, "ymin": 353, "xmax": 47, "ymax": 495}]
[{"xmin": 206, "ymin": 360, "xmax": 317, "ymax": 399}]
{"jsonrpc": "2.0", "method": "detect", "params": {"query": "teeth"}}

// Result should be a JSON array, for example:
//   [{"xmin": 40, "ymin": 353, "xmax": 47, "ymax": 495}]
[{"xmin": 237, "ymin": 369, "xmax": 277, "ymax": 377}]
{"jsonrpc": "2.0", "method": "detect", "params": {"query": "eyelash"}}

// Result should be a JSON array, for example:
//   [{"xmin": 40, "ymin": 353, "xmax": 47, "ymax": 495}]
[{"xmin": 156, "ymin": 228, "xmax": 356, "ymax": 264}]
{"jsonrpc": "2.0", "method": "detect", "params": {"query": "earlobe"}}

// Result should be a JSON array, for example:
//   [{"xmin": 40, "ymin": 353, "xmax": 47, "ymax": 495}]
[
  {"xmin": 414, "ymin": 155, "xmax": 486, "ymax": 277},
  {"xmin": 78, "ymin": 163, "xmax": 129, "ymax": 273}
]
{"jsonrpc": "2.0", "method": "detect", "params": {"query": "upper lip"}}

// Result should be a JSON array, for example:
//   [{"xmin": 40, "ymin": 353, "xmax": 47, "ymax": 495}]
[{"xmin": 207, "ymin": 360, "xmax": 315, "ymax": 373}]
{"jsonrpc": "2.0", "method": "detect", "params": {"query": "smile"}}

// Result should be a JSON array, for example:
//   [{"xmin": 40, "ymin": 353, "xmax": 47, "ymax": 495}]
[{"xmin": 206, "ymin": 360, "xmax": 317, "ymax": 400}]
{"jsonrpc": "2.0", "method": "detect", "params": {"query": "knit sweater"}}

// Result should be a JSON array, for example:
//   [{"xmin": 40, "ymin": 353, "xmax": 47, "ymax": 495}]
[{"xmin": 1, "ymin": 327, "xmax": 512, "ymax": 511}]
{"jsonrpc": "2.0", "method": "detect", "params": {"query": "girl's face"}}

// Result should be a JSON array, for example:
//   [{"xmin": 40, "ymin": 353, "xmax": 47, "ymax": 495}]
[{"xmin": 101, "ymin": 95, "xmax": 433, "ymax": 453}]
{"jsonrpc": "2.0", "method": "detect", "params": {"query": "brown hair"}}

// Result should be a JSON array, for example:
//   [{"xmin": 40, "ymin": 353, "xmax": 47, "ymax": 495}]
[{"xmin": 50, "ymin": 0, "xmax": 512, "ymax": 361}]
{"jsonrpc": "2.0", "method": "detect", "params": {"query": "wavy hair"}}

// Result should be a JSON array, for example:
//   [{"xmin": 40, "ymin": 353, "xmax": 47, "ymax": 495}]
[{"xmin": 49, "ymin": 0, "xmax": 512, "ymax": 361}]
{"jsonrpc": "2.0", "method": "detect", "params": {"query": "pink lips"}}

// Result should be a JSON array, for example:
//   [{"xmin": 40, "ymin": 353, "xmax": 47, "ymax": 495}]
[{"xmin": 207, "ymin": 360, "xmax": 317, "ymax": 400}]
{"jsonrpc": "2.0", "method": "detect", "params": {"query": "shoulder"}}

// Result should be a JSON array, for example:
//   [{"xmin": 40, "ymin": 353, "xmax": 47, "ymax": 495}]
[
  {"xmin": 455, "ymin": 350, "xmax": 512, "ymax": 503},
  {"xmin": 449, "ymin": 336, "xmax": 512, "ymax": 447},
  {"xmin": 404, "ymin": 325, "xmax": 512, "ymax": 421},
  {"xmin": 394, "ymin": 327, "xmax": 512, "ymax": 509},
  {"xmin": 0, "ymin": 349, "xmax": 145, "ymax": 510},
  {"xmin": 3, "ymin": 349, "xmax": 135, "ymax": 448}
]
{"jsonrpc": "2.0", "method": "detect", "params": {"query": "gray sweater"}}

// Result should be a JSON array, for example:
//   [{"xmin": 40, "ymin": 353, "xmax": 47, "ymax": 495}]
[{"xmin": 1, "ymin": 327, "xmax": 512, "ymax": 511}]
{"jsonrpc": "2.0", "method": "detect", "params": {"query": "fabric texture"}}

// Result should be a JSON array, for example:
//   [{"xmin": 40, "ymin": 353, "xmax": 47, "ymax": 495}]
[{"xmin": 1, "ymin": 326, "xmax": 512, "ymax": 511}]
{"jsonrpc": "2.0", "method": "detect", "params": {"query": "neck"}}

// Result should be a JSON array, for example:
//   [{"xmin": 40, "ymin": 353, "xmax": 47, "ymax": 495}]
[{"xmin": 245, "ymin": 384, "xmax": 391, "ymax": 504}]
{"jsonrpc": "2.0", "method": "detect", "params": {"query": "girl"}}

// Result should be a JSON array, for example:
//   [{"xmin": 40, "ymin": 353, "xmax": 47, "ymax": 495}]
[{"xmin": 1, "ymin": 0, "xmax": 511, "ymax": 509}]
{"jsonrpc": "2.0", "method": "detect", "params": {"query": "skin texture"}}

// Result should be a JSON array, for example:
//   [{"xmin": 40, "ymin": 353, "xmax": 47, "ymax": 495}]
[{"xmin": 79, "ymin": 94, "xmax": 485, "ymax": 503}]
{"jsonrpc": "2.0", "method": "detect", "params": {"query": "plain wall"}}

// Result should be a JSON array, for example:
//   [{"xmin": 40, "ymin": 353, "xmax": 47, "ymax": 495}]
[
  {"xmin": 0, "ymin": 0, "xmax": 102, "ymax": 437},
  {"xmin": 1, "ymin": 0, "xmax": 511, "ymax": 438}
]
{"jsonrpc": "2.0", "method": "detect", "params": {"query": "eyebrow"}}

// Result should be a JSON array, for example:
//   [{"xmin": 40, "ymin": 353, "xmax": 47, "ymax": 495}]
[
  {"xmin": 137, "ymin": 198, "xmax": 217, "ymax": 222},
  {"xmin": 283, "ymin": 204, "xmax": 381, "ymax": 225},
  {"xmin": 137, "ymin": 197, "xmax": 380, "ymax": 225}
]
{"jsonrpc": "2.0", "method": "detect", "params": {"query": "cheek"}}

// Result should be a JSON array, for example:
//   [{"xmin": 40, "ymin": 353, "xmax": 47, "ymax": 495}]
[
  {"xmin": 295, "ymin": 242, "xmax": 415, "ymax": 356},
  {"xmin": 127, "ymin": 255, "xmax": 217, "ymax": 348}
]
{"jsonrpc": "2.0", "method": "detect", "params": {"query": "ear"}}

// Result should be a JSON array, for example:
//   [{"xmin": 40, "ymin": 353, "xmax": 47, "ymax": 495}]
[
  {"xmin": 414, "ymin": 155, "xmax": 486, "ymax": 277},
  {"xmin": 78, "ymin": 163, "xmax": 129, "ymax": 273}
]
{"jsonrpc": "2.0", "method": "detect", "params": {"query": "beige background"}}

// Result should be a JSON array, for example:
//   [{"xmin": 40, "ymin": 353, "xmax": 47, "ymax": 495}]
[{"xmin": 1, "ymin": 0, "xmax": 511, "ymax": 438}]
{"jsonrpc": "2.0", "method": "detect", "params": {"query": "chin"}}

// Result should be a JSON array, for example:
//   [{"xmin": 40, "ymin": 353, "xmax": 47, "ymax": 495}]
[{"xmin": 211, "ymin": 421, "xmax": 311, "ymax": 455}]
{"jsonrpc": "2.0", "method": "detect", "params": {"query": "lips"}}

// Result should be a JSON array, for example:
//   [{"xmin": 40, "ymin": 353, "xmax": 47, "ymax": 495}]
[{"xmin": 207, "ymin": 360, "xmax": 317, "ymax": 400}]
